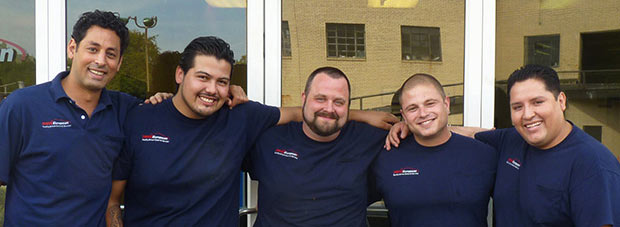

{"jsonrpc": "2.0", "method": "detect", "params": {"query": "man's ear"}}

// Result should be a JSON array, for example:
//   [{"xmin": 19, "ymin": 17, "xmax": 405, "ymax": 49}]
[
  {"xmin": 301, "ymin": 92, "xmax": 307, "ymax": 106},
  {"xmin": 444, "ymin": 96, "xmax": 451, "ymax": 114},
  {"xmin": 176, "ymin": 66, "xmax": 186, "ymax": 84},
  {"xmin": 558, "ymin": 91, "xmax": 567, "ymax": 111},
  {"xmin": 67, "ymin": 39, "xmax": 77, "ymax": 59},
  {"xmin": 116, "ymin": 56, "xmax": 124, "ymax": 71}
]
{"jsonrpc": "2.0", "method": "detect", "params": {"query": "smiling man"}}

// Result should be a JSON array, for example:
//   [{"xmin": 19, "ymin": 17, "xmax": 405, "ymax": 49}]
[
  {"xmin": 245, "ymin": 67, "xmax": 389, "ymax": 226},
  {"xmin": 0, "ymin": 10, "xmax": 138, "ymax": 226},
  {"xmin": 370, "ymin": 74, "xmax": 496, "ymax": 226},
  {"xmin": 475, "ymin": 65, "xmax": 620, "ymax": 226}
]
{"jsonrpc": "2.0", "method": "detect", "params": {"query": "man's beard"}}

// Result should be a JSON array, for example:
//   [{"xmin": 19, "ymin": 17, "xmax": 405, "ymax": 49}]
[{"xmin": 302, "ymin": 105, "xmax": 343, "ymax": 137}]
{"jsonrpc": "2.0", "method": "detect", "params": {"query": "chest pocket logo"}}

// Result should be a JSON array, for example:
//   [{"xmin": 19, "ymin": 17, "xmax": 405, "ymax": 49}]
[
  {"xmin": 41, "ymin": 119, "xmax": 72, "ymax": 128},
  {"xmin": 393, "ymin": 167, "xmax": 419, "ymax": 176},
  {"xmin": 274, "ymin": 148, "xmax": 299, "ymax": 160},
  {"xmin": 141, "ymin": 133, "xmax": 170, "ymax": 143}
]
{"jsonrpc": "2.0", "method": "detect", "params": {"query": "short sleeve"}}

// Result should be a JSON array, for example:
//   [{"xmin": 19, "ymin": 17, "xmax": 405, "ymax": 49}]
[
  {"xmin": 0, "ymin": 95, "xmax": 24, "ymax": 184},
  {"xmin": 474, "ymin": 128, "xmax": 507, "ymax": 151},
  {"xmin": 241, "ymin": 101, "xmax": 280, "ymax": 145},
  {"xmin": 570, "ymin": 168, "xmax": 620, "ymax": 226}
]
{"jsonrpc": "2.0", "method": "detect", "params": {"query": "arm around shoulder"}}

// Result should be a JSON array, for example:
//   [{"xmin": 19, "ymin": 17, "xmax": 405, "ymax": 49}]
[{"xmin": 277, "ymin": 107, "xmax": 302, "ymax": 125}]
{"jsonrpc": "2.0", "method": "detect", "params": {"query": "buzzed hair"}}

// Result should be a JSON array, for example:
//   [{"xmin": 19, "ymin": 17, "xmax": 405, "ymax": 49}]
[
  {"xmin": 398, "ymin": 73, "xmax": 446, "ymax": 104},
  {"xmin": 304, "ymin": 66, "xmax": 351, "ymax": 97}
]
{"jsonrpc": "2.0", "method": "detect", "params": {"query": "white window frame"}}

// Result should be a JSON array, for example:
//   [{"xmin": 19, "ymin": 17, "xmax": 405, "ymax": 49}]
[{"xmin": 36, "ymin": 0, "xmax": 67, "ymax": 84}]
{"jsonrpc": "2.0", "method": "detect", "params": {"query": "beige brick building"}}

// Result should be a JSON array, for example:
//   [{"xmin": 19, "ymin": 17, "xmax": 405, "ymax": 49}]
[
  {"xmin": 281, "ymin": 0, "xmax": 465, "ymax": 124},
  {"xmin": 495, "ymin": 0, "xmax": 620, "ymax": 155},
  {"xmin": 280, "ymin": 0, "xmax": 620, "ymax": 155}
]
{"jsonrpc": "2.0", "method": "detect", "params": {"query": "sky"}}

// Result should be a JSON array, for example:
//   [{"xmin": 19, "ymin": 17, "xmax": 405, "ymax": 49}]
[{"xmin": 0, "ymin": 0, "xmax": 247, "ymax": 60}]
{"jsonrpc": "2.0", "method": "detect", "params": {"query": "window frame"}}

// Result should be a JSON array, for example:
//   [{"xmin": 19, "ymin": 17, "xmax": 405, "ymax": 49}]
[
  {"xmin": 401, "ymin": 25, "xmax": 443, "ymax": 61},
  {"xmin": 325, "ymin": 23, "xmax": 366, "ymax": 59}
]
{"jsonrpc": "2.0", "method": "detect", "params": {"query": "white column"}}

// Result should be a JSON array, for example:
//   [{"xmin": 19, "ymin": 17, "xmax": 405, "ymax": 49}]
[
  {"xmin": 36, "ymin": 0, "xmax": 66, "ymax": 84},
  {"xmin": 246, "ymin": 1, "xmax": 265, "ymax": 226},
  {"xmin": 464, "ymin": 0, "xmax": 495, "ymax": 128}
]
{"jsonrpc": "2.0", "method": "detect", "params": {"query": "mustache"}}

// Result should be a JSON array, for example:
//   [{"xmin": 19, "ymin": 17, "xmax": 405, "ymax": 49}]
[{"xmin": 315, "ymin": 111, "xmax": 338, "ymax": 119}]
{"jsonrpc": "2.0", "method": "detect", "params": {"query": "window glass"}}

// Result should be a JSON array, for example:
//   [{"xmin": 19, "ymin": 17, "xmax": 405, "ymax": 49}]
[
  {"xmin": 524, "ymin": 34, "xmax": 559, "ymax": 67},
  {"xmin": 495, "ymin": 0, "xmax": 620, "ymax": 157},
  {"xmin": 281, "ymin": 0, "xmax": 465, "ymax": 128},
  {"xmin": 0, "ymin": 1, "xmax": 36, "ymax": 222},
  {"xmin": 0, "ymin": 1, "xmax": 36, "ymax": 101},
  {"xmin": 401, "ymin": 26, "xmax": 442, "ymax": 61},
  {"xmin": 326, "ymin": 23, "xmax": 365, "ymax": 58},
  {"xmin": 282, "ymin": 21, "xmax": 292, "ymax": 57},
  {"xmin": 67, "ymin": 0, "xmax": 247, "ymax": 98}
]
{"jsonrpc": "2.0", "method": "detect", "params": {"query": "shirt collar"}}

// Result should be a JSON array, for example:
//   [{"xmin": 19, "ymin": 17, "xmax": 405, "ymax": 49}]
[{"xmin": 48, "ymin": 71, "xmax": 113, "ymax": 108}]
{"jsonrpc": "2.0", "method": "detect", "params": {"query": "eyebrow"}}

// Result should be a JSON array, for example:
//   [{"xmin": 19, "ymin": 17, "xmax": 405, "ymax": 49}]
[{"xmin": 195, "ymin": 70, "xmax": 230, "ymax": 80}]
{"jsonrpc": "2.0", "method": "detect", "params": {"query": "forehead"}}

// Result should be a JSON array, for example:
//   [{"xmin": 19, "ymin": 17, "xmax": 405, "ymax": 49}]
[
  {"xmin": 190, "ymin": 55, "xmax": 232, "ymax": 78},
  {"xmin": 509, "ymin": 79, "xmax": 553, "ymax": 101},
  {"xmin": 401, "ymin": 83, "xmax": 442, "ymax": 104},
  {"xmin": 308, "ymin": 73, "xmax": 349, "ymax": 98},
  {"xmin": 82, "ymin": 26, "xmax": 120, "ymax": 46}
]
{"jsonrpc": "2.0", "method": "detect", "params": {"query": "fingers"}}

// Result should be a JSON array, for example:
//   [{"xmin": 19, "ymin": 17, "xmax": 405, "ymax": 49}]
[
  {"xmin": 384, "ymin": 135, "xmax": 392, "ymax": 151},
  {"xmin": 385, "ymin": 114, "xmax": 399, "ymax": 124}
]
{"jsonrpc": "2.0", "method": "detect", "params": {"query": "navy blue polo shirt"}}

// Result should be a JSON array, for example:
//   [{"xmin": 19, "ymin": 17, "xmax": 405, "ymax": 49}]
[
  {"xmin": 370, "ymin": 133, "xmax": 496, "ymax": 226},
  {"xmin": 246, "ymin": 121, "xmax": 387, "ymax": 227},
  {"xmin": 476, "ymin": 124, "xmax": 620, "ymax": 226},
  {"xmin": 0, "ymin": 71, "xmax": 139, "ymax": 226},
  {"xmin": 113, "ymin": 99, "xmax": 279, "ymax": 226}
]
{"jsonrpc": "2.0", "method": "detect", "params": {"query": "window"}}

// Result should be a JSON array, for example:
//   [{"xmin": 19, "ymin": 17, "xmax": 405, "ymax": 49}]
[
  {"xmin": 525, "ymin": 35, "xmax": 559, "ymax": 67},
  {"xmin": 401, "ymin": 26, "xmax": 442, "ymax": 61},
  {"xmin": 326, "ymin": 23, "xmax": 365, "ymax": 58},
  {"xmin": 282, "ymin": 21, "xmax": 291, "ymax": 57}
]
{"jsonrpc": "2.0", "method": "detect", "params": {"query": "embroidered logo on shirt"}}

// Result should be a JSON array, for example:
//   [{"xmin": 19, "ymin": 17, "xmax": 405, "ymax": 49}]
[
  {"xmin": 506, "ymin": 158, "xmax": 521, "ymax": 170},
  {"xmin": 41, "ymin": 119, "xmax": 72, "ymax": 128},
  {"xmin": 393, "ymin": 167, "xmax": 419, "ymax": 176},
  {"xmin": 274, "ymin": 149, "xmax": 298, "ymax": 160},
  {"xmin": 141, "ymin": 133, "xmax": 170, "ymax": 143}
]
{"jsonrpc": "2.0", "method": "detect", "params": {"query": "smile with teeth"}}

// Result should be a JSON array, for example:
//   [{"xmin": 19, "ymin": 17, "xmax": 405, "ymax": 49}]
[
  {"xmin": 525, "ymin": 122, "xmax": 542, "ymax": 128},
  {"xmin": 199, "ymin": 96, "xmax": 216, "ymax": 104},
  {"xmin": 418, "ymin": 119, "xmax": 434, "ymax": 125},
  {"xmin": 88, "ymin": 68, "xmax": 105, "ymax": 76}
]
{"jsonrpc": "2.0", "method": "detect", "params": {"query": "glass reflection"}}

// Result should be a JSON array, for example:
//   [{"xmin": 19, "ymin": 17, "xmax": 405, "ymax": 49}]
[
  {"xmin": 67, "ymin": 0, "xmax": 247, "ymax": 98},
  {"xmin": 495, "ymin": 0, "xmax": 620, "ymax": 155},
  {"xmin": 0, "ymin": 1, "xmax": 35, "ymax": 101}
]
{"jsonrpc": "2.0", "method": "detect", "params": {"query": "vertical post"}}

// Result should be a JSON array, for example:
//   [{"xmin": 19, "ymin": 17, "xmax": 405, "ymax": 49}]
[{"xmin": 144, "ymin": 28, "xmax": 150, "ymax": 93}]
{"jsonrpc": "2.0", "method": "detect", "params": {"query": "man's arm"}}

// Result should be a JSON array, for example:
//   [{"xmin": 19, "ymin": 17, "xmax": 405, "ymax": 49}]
[
  {"xmin": 106, "ymin": 180, "xmax": 127, "ymax": 227},
  {"xmin": 277, "ymin": 107, "xmax": 303, "ymax": 125},
  {"xmin": 277, "ymin": 107, "xmax": 398, "ymax": 130},
  {"xmin": 350, "ymin": 110, "xmax": 399, "ymax": 130}
]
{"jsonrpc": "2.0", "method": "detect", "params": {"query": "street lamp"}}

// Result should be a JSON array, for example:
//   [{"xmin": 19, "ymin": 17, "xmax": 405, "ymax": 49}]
[{"xmin": 120, "ymin": 15, "xmax": 158, "ymax": 93}]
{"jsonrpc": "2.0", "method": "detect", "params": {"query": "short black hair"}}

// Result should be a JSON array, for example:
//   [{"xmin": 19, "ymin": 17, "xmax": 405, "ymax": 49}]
[
  {"xmin": 507, "ymin": 64, "xmax": 561, "ymax": 99},
  {"xmin": 71, "ymin": 10, "xmax": 129, "ymax": 56},
  {"xmin": 178, "ymin": 36, "xmax": 235, "ymax": 75},
  {"xmin": 304, "ymin": 66, "xmax": 351, "ymax": 98}
]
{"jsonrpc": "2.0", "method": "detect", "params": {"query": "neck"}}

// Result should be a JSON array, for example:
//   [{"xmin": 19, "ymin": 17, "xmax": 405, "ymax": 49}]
[
  {"xmin": 413, "ymin": 127, "xmax": 452, "ymax": 147},
  {"xmin": 61, "ymin": 73, "xmax": 102, "ymax": 116},
  {"xmin": 302, "ymin": 122, "xmax": 340, "ymax": 142}
]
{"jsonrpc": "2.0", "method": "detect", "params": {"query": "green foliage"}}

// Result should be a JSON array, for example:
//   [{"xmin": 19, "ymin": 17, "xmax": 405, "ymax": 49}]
[
  {"xmin": 107, "ymin": 29, "xmax": 160, "ymax": 99},
  {"xmin": 0, "ymin": 42, "xmax": 36, "ymax": 98},
  {"xmin": 1, "ymin": 186, "xmax": 5, "ymax": 227}
]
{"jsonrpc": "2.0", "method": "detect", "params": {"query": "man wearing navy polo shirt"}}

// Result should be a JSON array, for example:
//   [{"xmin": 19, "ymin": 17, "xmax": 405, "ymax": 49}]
[
  {"xmin": 246, "ymin": 67, "xmax": 388, "ymax": 226},
  {"xmin": 106, "ymin": 36, "xmax": 306, "ymax": 227},
  {"xmin": 475, "ymin": 65, "xmax": 620, "ymax": 226},
  {"xmin": 0, "ymin": 10, "xmax": 137, "ymax": 226},
  {"xmin": 371, "ymin": 74, "xmax": 496, "ymax": 226}
]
